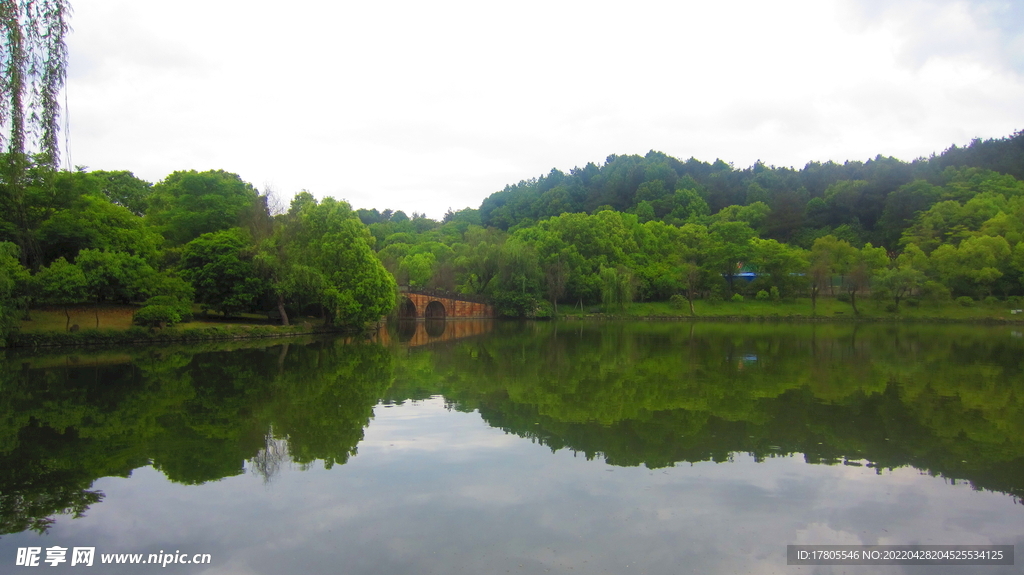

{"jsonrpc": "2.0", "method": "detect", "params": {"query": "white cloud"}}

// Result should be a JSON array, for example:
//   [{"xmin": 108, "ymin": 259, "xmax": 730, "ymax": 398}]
[{"xmin": 63, "ymin": 0, "xmax": 1024, "ymax": 218}]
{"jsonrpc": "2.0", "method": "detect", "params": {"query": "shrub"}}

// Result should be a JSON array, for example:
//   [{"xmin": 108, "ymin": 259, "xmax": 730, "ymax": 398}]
[
  {"xmin": 956, "ymin": 296, "xmax": 975, "ymax": 307},
  {"xmin": 731, "ymin": 293, "xmax": 744, "ymax": 302},
  {"xmin": 755, "ymin": 290, "xmax": 769, "ymax": 301},
  {"xmin": 143, "ymin": 295, "xmax": 193, "ymax": 322},
  {"xmin": 906, "ymin": 298, "xmax": 920, "ymax": 308},
  {"xmin": 669, "ymin": 294, "xmax": 687, "ymax": 309},
  {"xmin": 836, "ymin": 293, "xmax": 851, "ymax": 303},
  {"xmin": 983, "ymin": 296, "xmax": 999, "ymax": 307},
  {"xmin": 491, "ymin": 290, "xmax": 540, "ymax": 318},
  {"xmin": 707, "ymin": 293, "xmax": 723, "ymax": 305},
  {"xmin": 885, "ymin": 303, "xmax": 898, "ymax": 313},
  {"xmin": 133, "ymin": 304, "xmax": 182, "ymax": 327},
  {"xmin": 769, "ymin": 286, "xmax": 780, "ymax": 302}
]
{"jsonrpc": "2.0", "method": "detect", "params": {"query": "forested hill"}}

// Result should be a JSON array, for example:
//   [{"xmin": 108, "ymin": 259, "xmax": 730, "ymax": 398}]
[
  {"xmin": 478, "ymin": 130, "xmax": 1024, "ymax": 248},
  {"xmin": 3, "ymin": 130, "xmax": 1024, "ymax": 335}
]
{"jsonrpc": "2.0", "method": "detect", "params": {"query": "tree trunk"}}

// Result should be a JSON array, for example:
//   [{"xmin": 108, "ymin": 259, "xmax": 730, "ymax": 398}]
[
  {"xmin": 64, "ymin": 306, "xmax": 71, "ymax": 332},
  {"xmin": 277, "ymin": 294, "xmax": 289, "ymax": 326}
]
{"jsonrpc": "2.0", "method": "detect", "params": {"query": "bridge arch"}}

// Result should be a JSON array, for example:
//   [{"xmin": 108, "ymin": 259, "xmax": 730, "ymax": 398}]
[
  {"xmin": 398, "ymin": 298, "xmax": 417, "ymax": 319},
  {"xmin": 424, "ymin": 300, "xmax": 446, "ymax": 319}
]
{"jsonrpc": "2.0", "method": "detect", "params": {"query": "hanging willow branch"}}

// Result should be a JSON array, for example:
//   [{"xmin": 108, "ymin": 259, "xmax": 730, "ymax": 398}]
[
  {"xmin": 0, "ymin": 0, "xmax": 69, "ymax": 267},
  {"xmin": 0, "ymin": 0, "xmax": 70, "ymax": 170}
]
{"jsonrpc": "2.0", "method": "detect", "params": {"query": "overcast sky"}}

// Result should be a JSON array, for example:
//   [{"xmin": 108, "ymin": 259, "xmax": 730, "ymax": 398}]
[{"xmin": 65, "ymin": 0, "xmax": 1024, "ymax": 219}]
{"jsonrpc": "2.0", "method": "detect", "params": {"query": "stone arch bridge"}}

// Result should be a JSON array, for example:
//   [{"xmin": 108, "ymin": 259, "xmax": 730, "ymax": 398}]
[{"xmin": 397, "ymin": 287, "xmax": 495, "ymax": 319}]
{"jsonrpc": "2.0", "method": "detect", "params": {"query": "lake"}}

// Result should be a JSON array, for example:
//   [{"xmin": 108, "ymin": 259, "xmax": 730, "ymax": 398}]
[{"xmin": 1, "ymin": 321, "xmax": 1021, "ymax": 574}]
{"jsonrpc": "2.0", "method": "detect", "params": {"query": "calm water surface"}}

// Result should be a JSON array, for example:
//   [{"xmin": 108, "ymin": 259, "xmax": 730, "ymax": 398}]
[{"xmin": 1, "ymin": 321, "xmax": 1022, "ymax": 574}]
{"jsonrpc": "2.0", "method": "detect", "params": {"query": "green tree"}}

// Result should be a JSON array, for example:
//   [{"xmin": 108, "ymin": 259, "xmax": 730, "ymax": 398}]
[
  {"xmin": 810, "ymin": 235, "xmax": 858, "ymax": 295},
  {"xmin": 32, "ymin": 256, "xmax": 87, "ymax": 330},
  {"xmin": 844, "ymin": 244, "xmax": 888, "ymax": 315},
  {"xmin": 136, "ymin": 270, "xmax": 195, "ymax": 304},
  {"xmin": 821, "ymin": 180, "xmax": 869, "ymax": 227},
  {"xmin": 490, "ymin": 239, "xmax": 541, "ymax": 317},
  {"xmin": 679, "ymin": 262, "xmax": 701, "ymax": 316},
  {"xmin": 634, "ymin": 200, "xmax": 655, "ymax": 223},
  {"xmin": 147, "ymin": 170, "xmax": 261, "ymax": 246},
  {"xmin": 287, "ymin": 196, "xmax": 395, "ymax": 327},
  {"xmin": 92, "ymin": 170, "xmax": 153, "ymax": 216},
  {"xmin": 877, "ymin": 180, "xmax": 942, "ymax": 247},
  {"xmin": 707, "ymin": 221, "xmax": 755, "ymax": 293},
  {"xmin": 0, "ymin": 1, "xmax": 69, "ymax": 267},
  {"xmin": 930, "ymin": 235, "xmax": 1011, "ymax": 297},
  {"xmin": 37, "ymin": 192, "xmax": 162, "ymax": 265},
  {"xmin": 132, "ymin": 297, "xmax": 185, "ymax": 328},
  {"xmin": 179, "ymin": 228, "xmax": 267, "ymax": 317},
  {"xmin": 514, "ymin": 211, "xmax": 638, "ymax": 305},
  {"xmin": 0, "ymin": 242, "xmax": 29, "ymax": 344},
  {"xmin": 75, "ymin": 249, "xmax": 155, "ymax": 327},
  {"xmin": 451, "ymin": 226, "xmax": 505, "ymax": 295},
  {"xmin": 0, "ymin": 0, "xmax": 69, "ymax": 168},
  {"xmin": 399, "ymin": 252, "xmax": 436, "ymax": 288},
  {"xmin": 712, "ymin": 202, "xmax": 770, "ymax": 232},
  {"xmin": 875, "ymin": 244, "xmax": 929, "ymax": 312},
  {"xmin": 875, "ymin": 267, "xmax": 924, "ymax": 312},
  {"xmin": 252, "ymin": 231, "xmax": 293, "ymax": 326},
  {"xmin": 806, "ymin": 242, "xmax": 833, "ymax": 315},
  {"xmin": 600, "ymin": 265, "xmax": 635, "ymax": 312},
  {"xmin": 664, "ymin": 188, "xmax": 710, "ymax": 225},
  {"xmin": 748, "ymin": 238, "xmax": 806, "ymax": 297}
]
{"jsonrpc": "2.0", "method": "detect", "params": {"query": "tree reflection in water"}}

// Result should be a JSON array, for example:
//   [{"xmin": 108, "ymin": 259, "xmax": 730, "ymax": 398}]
[{"xmin": 1, "ymin": 322, "xmax": 1022, "ymax": 534}]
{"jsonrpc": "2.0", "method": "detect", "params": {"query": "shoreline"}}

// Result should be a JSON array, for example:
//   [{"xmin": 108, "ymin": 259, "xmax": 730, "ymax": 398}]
[
  {"xmin": 556, "ymin": 314, "xmax": 1024, "ymax": 324},
  {"xmin": 10, "ymin": 314, "xmax": 1024, "ymax": 350},
  {"xmin": 4, "ymin": 324, "xmax": 368, "ymax": 349}
]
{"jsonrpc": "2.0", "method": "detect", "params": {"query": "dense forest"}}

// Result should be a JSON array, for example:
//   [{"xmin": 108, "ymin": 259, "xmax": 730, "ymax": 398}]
[
  {"xmin": 0, "ymin": 166, "xmax": 396, "ymax": 344},
  {"xmin": 359, "ymin": 130, "xmax": 1024, "ymax": 316},
  {"xmin": 2, "ymin": 130, "xmax": 1024, "ymax": 340}
]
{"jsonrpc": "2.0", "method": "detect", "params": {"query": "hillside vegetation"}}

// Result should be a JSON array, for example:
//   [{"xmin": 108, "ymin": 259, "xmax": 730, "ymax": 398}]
[
  {"xmin": 357, "ymin": 131, "xmax": 1024, "ymax": 317},
  {"xmin": 2, "ymin": 131, "xmax": 1024, "ymax": 342}
]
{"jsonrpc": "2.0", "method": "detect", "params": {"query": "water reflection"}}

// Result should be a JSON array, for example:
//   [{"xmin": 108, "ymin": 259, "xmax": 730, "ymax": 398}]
[
  {"xmin": 395, "ymin": 319, "xmax": 417, "ymax": 342},
  {"xmin": 387, "ymin": 322, "xmax": 1024, "ymax": 500},
  {"xmin": 0, "ymin": 337, "xmax": 394, "ymax": 535},
  {"xmin": 424, "ymin": 318, "xmax": 446, "ymax": 337},
  {"xmin": 380, "ymin": 318, "xmax": 495, "ymax": 346},
  {"xmin": 0, "ymin": 322, "xmax": 1022, "ymax": 541}
]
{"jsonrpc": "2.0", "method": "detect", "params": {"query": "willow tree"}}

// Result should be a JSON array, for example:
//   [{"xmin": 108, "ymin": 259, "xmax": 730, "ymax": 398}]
[{"xmin": 0, "ymin": 0, "xmax": 71, "ymax": 266}]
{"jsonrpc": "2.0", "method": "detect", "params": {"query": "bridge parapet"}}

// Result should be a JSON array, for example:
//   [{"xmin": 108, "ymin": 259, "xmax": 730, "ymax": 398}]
[{"xmin": 398, "ymin": 286, "xmax": 490, "ymax": 304}]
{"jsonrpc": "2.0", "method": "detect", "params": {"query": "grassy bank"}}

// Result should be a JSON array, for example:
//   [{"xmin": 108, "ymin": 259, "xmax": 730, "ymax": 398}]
[
  {"xmin": 9, "ymin": 297, "xmax": 1024, "ymax": 349},
  {"xmin": 553, "ymin": 297, "xmax": 1024, "ymax": 322},
  {"xmin": 4, "ymin": 333, "xmax": 335, "ymax": 369},
  {"xmin": 8, "ymin": 305, "xmax": 343, "ymax": 348}
]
